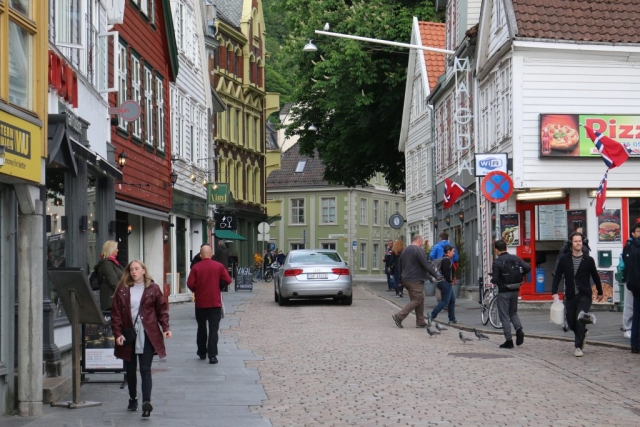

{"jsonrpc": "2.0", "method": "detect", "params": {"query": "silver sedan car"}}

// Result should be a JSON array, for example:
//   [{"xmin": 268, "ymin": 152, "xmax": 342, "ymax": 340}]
[{"xmin": 274, "ymin": 249, "xmax": 352, "ymax": 306}]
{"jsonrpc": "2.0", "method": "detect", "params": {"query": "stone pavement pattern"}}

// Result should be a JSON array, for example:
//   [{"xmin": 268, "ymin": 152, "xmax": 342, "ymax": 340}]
[
  {"xmin": 237, "ymin": 282, "xmax": 640, "ymax": 426},
  {"xmin": 1, "ymin": 290, "xmax": 270, "ymax": 427}
]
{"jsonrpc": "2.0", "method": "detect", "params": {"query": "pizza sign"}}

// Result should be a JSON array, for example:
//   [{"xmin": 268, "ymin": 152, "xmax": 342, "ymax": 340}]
[{"xmin": 539, "ymin": 114, "xmax": 640, "ymax": 159}]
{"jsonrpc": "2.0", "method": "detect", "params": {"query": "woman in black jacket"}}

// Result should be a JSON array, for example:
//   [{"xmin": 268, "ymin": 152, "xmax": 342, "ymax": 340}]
[
  {"xmin": 552, "ymin": 233, "xmax": 603, "ymax": 357},
  {"xmin": 95, "ymin": 240, "xmax": 125, "ymax": 311}
]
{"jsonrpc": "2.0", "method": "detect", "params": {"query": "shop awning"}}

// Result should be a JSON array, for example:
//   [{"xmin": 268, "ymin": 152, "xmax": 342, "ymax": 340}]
[{"xmin": 214, "ymin": 230, "xmax": 246, "ymax": 241}]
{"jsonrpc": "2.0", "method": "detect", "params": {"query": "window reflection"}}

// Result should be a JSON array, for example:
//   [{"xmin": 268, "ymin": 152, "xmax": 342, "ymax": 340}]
[
  {"xmin": 8, "ymin": 20, "xmax": 32, "ymax": 109},
  {"xmin": 10, "ymin": 0, "xmax": 30, "ymax": 17}
]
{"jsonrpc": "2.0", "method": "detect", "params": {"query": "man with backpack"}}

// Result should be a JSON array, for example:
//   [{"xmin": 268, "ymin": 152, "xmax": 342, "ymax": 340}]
[
  {"xmin": 491, "ymin": 239, "xmax": 531, "ymax": 349},
  {"xmin": 430, "ymin": 231, "xmax": 459, "ymax": 305},
  {"xmin": 426, "ymin": 245, "xmax": 458, "ymax": 326}
]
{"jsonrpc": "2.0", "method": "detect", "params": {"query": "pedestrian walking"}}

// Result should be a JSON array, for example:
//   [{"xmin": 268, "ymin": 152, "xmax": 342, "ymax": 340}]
[
  {"xmin": 552, "ymin": 232, "xmax": 603, "ymax": 357},
  {"xmin": 276, "ymin": 249, "xmax": 286, "ymax": 265},
  {"xmin": 427, "ymin": 245, "xmax": 459, "ymax": 326},
  {"xmin": 624, "ymin": 223, "xmax": 640, "ymax": 353},
  {"xmin": 429, "ymin": 231, "xmax": 459, "ymax": 304},
  {"xmin": 621, "ymin": 223, "xmax": 640, "ymax": 339},
  {"xmin": 383, "ymin": 240, "xmax": 395, "ymax": 292},
  {"xmin": 187, "ymin": 244, "xmax": 232, "ymax": 364},
  {"xmin": 391, "ymin": 239, "xmax": 405, "ymax": 297},
  {"xmin": 490, "ymin": 239, "xmax": 531, "ymax": 348},
  {"xmin": 391, "ymin": 235, "xmax": 439, "ymax": 328},
  {"xmin": 94, "ymin": 240, "xmax": 124, "ymax": 311},
  {"xmin": 213, "ymin": 240, "xmax": 230, "ymax": 291},
  {"xmin": 190, "ymin": 243, "xmax": 215, "ymax": 269},
  {"xmin": 111, "ymin": 260, "xmax": 171, "ymax": 417}
]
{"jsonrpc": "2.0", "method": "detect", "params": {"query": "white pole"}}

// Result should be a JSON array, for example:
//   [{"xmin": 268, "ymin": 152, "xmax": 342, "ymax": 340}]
[{"xmin": 314, "ymin": 30, "xmax": 456, "ymax": 55}]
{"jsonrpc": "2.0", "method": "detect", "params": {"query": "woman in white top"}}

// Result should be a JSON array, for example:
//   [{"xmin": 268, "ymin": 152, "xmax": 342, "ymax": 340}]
[{"xmin": 111, "ymin": 260, "xmax": 171, "ymax": 418}]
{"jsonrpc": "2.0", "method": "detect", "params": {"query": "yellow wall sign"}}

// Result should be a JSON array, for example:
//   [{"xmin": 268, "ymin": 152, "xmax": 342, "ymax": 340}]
[
  {"xmin": 0, "ymin": 112, "xmax": 42, "ymax": 183},
  {"xmin": 208, "ymin": 183, "xmax": 229, "ymax": 205}
]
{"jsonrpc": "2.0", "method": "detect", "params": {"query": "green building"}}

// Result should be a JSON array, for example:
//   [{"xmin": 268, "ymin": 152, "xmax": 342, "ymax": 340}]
[{"xmin": 266, "ymin": 143, "xmax": 406, "ymax": 275}]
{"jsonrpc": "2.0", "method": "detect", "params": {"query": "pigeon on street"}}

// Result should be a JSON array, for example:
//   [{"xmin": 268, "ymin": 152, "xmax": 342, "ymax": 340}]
[
  {"xmin": 459, "ymin": 332, "xmax": 473, "ymax": 344},
  {"xmin": 426, "ymin": 326, "xmax": 439, "ymax": 337},
  {"xmin": 474, "ymin": 328, "xmax": 489, "ymax": 339},
  {"xmin": 435, "ymin": 322, "xmax": 447, "ymax": 331}
]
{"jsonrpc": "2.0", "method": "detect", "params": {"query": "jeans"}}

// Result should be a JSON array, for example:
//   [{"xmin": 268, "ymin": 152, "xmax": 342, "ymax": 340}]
[
  {"xmin": 395, "ymin": 281, "xmax": 425, "ymax": 325},
  {"xmin": 496, "ymin": 291, "xmax": 522, "ymax": 341},
  {"xmin": 386, "ymin": 271, "xmax": 394, "ymax": 290},
  {"xmin": 631, "ymin": 291, "xmax": 640, "ymax": 349},
  {"xmin": 196, "ymin": 307, "xmax": 222, "ymax": 358},
  {"xmin": 565, "ymin": 293, "xmax": 592, "ymax": 349},
  {"xmin": 431, "ymin": 281, "xmax": 455, "ymax": 322},
  {"xmin": 125, "ymin": 334, "xmax": 155, "ymax": 402},
  {"xmin": 393, "ymin": 269, "xmax": 403, "ymax": 295}
]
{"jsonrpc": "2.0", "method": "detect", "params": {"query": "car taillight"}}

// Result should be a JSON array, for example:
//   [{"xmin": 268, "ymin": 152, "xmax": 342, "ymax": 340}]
[
  {"xmin": 284, "ymin": 269, "xmax": 303, "ymax": 277},
  {"xmin": 332, "ymin": 268, "xmax": 350, "ymax": 275}
]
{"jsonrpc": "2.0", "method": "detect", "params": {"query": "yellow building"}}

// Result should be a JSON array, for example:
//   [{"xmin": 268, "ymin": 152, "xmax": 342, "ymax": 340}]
[{"xmin": 0, "ymin": 0, "xmax": 49, "ymax": 416}]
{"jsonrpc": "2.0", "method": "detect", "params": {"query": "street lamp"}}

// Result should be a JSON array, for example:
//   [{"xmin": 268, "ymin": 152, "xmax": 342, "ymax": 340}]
[
  {"xmin": 303, "ymin": 39, "xmax": 318, "ymax": 52},
  {"xmin": 311, "ymin": 29, "xmax": 456, "ymax": 55},
  {"xmin": 118, "ymin": 150, "xmax": 128, "ymax": 168},
  {"xmin": 170, "ymin": 170, "xmax": 178, "ymax": 186},
  {"xmin": 308, "ymin": 124, "xmax": 317, "ymax": 131}
]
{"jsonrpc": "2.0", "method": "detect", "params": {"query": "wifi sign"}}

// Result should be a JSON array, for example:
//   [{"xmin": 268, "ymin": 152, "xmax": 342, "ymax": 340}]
[{"xmin": 475, "ymin": 153, "xmax": 508, "ymax": 177}]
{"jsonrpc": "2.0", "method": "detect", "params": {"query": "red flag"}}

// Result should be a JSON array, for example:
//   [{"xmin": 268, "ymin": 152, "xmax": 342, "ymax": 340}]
[
  {"xmin": 444, "ymin": 178, "xmax": 466, "ymax": 209},
  {"xmin": 584, "ymin": 126, "xmax": 630, "ymax": 169},
  {"xmin": 595, "ymin": 169, "xmax": 608, "ymax": 217}
]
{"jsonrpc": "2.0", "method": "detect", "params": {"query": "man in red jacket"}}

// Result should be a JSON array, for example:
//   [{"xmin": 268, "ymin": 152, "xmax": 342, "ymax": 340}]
[{"xmin": 187, "ymin": 244, "xmax": 232, "ymax": 364}]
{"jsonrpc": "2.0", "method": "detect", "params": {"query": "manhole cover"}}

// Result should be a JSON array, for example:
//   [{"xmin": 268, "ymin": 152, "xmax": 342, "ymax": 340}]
[{"xmin": 449, "ymin": 352, "xmax": 512, "ymax": 359}]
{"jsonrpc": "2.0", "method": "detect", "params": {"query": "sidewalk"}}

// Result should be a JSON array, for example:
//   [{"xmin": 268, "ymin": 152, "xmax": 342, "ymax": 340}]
[
  {"xmin": 361, "ymin": 281, "xmax": 630, "ymax": 348},
  {"xmin": 2, "ymin": 289, "xmax": 271, "ymax": 427}
]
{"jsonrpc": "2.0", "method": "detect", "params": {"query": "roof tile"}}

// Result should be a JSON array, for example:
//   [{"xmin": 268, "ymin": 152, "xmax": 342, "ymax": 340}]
[
  {"xmin": 417, "ymin": 22, "xmax": 446, "ymax": 92},
  {"xmin": 512, "ymin": 0, "xmax": 640, "ymax": 44},
  {"xmin": 266, "ymin": 143, "xmax": 329, "ymax": 189}
]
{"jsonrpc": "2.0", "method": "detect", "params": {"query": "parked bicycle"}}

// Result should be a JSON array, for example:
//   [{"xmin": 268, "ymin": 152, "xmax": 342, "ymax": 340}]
[
  {"xmin": 252, "ymin": 263, "xmax": 262, "ymax": 283},
  {"xmin": 480, "ymin": 275, "xmax": 502, "ymax": 329},
  {"xmin": 263, "ymin": 262, "xmax": 280, "ymax": 283}
]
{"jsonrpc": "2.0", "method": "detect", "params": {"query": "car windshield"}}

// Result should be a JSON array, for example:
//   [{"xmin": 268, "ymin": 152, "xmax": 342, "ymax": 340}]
[{"xmin": 289, "ymin": 252, "xmax": 342, "ymax": 264}]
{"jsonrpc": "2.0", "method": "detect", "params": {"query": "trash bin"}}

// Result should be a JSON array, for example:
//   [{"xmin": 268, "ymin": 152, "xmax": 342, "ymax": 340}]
[{"xmin": 535, "ymin": 268, "xmax": 546, "ymax": 293}]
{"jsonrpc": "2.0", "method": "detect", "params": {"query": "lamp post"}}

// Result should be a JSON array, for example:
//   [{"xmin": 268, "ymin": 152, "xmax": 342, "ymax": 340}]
[
  {"xmin": 308, "ymin": 30, "xmax": 456, "ymax": 55},
  {"xmin": 118, "ymin": 151, "xmax": 128, "ymax": 168}
]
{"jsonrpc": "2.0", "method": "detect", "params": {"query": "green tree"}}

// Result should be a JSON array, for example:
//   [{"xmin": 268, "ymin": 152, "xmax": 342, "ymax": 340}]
[{"xmin": 275, "ymin": 0, "xmax": 440, "ymax": 192}]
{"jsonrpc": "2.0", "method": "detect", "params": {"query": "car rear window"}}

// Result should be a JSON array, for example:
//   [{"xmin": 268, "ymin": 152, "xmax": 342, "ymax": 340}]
[{"xmin": 290, "ymin": 252, "xmax": 342, "ymax": 264}]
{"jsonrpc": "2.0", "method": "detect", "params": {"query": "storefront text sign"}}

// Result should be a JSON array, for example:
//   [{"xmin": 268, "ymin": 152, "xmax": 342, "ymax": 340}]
[
  {"xmin": 455, "ymin": 58, "xmax": 473, "ymax": 177},
  {"xmin": 0, "ymin": 112, "xmax": 41, "ymax": 183},
  {"xmin": 207, "ymin": 183, "xmax": 229, "ymax": 205},
  {"xmin": 474, "ymin": 153, "xmax": 508, "ymax": 177},
  {"xmin": 49, "ymin": 51, "xmax": 79, "ymax": 108}
]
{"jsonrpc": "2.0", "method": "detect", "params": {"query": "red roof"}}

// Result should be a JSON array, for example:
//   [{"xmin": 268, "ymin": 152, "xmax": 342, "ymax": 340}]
[
  {"xmin": 512, "ymin": 0, "xmax": 640, "ymax": 44},
  {"xmin": 417, "ymin": 22, "xmax": 446, "ymax": 92}
]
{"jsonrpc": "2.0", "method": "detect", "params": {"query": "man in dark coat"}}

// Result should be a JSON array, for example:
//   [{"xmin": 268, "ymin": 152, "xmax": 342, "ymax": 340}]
[
  {"xmin": 624, "ymin": 223, "xmax": 640, "ymax": 353},
  {"xmin": 553, "ymin": 232, "xmax": 603, "ymax": 357},
  {"xmin": 213, "ymin": 240, "xmax": 230, "ymax": 291}
]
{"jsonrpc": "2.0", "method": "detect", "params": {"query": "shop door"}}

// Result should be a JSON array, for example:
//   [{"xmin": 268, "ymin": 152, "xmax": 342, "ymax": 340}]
[{"xmin": 516, "ymin": 205, "xmax": 536, "ymax": 297}]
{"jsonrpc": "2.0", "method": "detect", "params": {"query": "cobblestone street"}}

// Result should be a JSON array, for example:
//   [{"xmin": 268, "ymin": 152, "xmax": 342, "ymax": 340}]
[{"xmin": 238, "ymin": 282, "xmax": 640, "ymax": 426}]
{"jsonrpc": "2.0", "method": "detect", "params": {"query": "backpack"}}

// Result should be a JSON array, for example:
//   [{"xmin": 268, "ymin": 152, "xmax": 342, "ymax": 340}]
[
  {"xmin": 499, "ymin": 257, "xmax": 524, "ymax": 289},
  {"xmin": 428, "ymin": 258, "xmax": 445, "ymax": 282},
  {"xmin": 89, "ymin": 269, "xmax": 101, "ymax": 291}
]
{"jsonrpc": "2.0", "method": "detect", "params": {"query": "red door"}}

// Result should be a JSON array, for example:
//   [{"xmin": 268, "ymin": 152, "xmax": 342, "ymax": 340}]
[{"xmin": 516, "ymin": 203, "xmax": 536, "ymax": 298}]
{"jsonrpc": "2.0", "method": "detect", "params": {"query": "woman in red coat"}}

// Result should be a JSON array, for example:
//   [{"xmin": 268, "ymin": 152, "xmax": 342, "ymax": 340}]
[{"xmin": 111, "ymin": 260, "xmax": 171, "ymax": 417}]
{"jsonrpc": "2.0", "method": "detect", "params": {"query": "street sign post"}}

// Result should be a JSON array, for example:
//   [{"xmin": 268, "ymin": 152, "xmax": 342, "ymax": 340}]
[{"xmin": 481, "ymin": 171, "xmax": 513, "ymax": 203}]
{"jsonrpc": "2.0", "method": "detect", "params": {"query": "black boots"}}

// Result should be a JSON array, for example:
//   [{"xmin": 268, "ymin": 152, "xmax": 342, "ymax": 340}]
[
  {"xmin": 128, "ymin": 397, "xmax": 138, "ymax": 411},
  {"xmin": 516, "ymin": 328, "xmax": 525, "ymax": 346},
  {"xmin": 500, "ymin": 339, "xmax": 514, "ymax": 349}
]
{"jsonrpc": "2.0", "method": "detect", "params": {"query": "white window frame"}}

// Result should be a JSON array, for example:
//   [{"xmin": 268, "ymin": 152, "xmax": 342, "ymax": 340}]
[
  {"xmin": 52, "ymin": 0, "xmax": 85, "ymax": 53},
  {"xmin": 373, "ymin": 200, "xmax": 379, "ymax": 225},
  {"xmin": 117, "ymin": 42, "xmax": 128, "ymax": 129},
  {"xmin": 321, "ymin": 242, "xmax": 336, "ymax": 250},
  {"xmin": 321, "ymin": 197, "xmax": 336, "ymax": 224},
  {"xmin": 156, "ymin": 77, "xmax": 165, "ymax": 151},
  {"xmin": 383, "ymin": 201, "xmax": 390, "ymax": 227},
  {"xmin": 360, "ymin": 243, "xmax": 367, "ymax": 269},
  {"xmin": 291, "ymin": 198, "xmax": 305, "ymax": 225},
  {"xmin": 291, "ymin": 243, "xmax": 306, "ymax": 250},
  {"xmin": 131, "ymin": 55, "xmax": 142, "ymax": 139},
  {"xmin": 144, "ymin": 66, "xmax": 154, "ymax": 146},
  {"xmin": 406, "ymin": 153, "xmax": 412, "ymax": 197},
  {"xmin": 360, "ymin": 198, "xmax": 368, "ymax": 225},
  {"xmin": 372, "ymin": 243, "xmax": 379, "ymax": 269}
]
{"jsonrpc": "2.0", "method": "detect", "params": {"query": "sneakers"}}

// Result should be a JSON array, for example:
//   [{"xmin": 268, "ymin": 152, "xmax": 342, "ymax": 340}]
[
  {"xmin": 624, "ymin": 330, "xmax": 631, "ymax": 339},
  {"xmin": 141, "ymin": 401, "xmax": 153, "ymax": 417},
  {"xmin": 574, "ymin": 347, "xmax": 583, "ymax": 357},
  {"xmin": 578, "ymin": 311, "xmax": 596, "ymax": 325},
  {"xmin": 386, "ymin": 289, "xmax": 394, "ymax": 292},
  {"xmin": 499, "ymin": 339, "xmax": 514, "ymax": 349},
  {"xmin": 426, "ymin": 313, "xmax": 432, "ymax": 327},
  {"xmin": 127, "ymin": 397, "xmax": 138, "ymax": 411},
  {"xmin": 448, "ymin": 320, "xmax": 460, "ymax": 325},
  {"xmin": 516, "ymin": 328, "xmax": 525, "ymax": 346},
  {"xmin": 392, "ymin": 314, "xmax": 403, "ymax": 328},
  {"xmin": 395, "ymin": 294, "xmax": 402, "ymax": 298}
]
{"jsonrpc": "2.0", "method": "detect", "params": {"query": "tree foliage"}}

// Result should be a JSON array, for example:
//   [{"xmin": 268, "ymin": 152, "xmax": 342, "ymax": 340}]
[{"xmin": 270, "ymin": 0, "xmax": 440, "ymax": 192}]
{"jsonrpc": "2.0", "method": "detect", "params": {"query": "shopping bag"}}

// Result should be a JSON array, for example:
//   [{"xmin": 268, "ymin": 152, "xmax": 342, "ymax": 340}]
[{"xmin": 550, "ymin": 297, "xmax": 564, "ymax": 325}]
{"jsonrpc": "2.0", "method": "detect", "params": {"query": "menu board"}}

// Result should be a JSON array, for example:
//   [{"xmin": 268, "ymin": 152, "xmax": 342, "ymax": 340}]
[
  {"xmin": 82, "ymin": 312, "xmax": 124, "ymax": 372},
  {"xmin": 537, "ymin": 205, "xmax": 567, "ymax": 241},
  {"xmin": 594, "ymin": 270, "xmax": 614, "ymax": 303},
  {"xmin": 597, "ymin": 209, "xmax": 621, "ymax": 243},
  {"xmin": 499, "ymin": 214, "xmax": 520, "ymax": 246},
  {"xmin": 235, "ymin": 266, "xmax": 254, "ymax": 291}
]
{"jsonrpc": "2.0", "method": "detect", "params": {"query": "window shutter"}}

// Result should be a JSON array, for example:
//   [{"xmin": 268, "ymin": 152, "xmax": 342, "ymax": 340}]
[{"xmin": 98, "ymin": 31, "xmax": 119, "ymax": 93}]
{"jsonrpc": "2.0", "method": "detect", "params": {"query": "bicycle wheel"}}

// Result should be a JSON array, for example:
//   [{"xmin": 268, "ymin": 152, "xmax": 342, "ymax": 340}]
[
  {"xmin": 480, "ymin": 289, "xmax": 491, "ymax": 325},
  {"xmin": 489, "ymin": 297, "xmax": 503, "ymax": 329},
  {"xmin": 252, "ymin": 270, "xmax": 261, "ymax": 282},
  {"xmin": 264, "ymin": 270, "xmax": 273, "ymax": 283}
]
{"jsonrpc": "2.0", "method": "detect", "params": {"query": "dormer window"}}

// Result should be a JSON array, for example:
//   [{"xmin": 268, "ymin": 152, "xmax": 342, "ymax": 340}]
[{"xmin": 295, "ymin": 161, "xmax": 306, "ymax": 173}]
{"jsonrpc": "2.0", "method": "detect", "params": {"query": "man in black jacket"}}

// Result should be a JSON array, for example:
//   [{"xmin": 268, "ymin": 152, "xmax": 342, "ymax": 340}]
[
  {"xmin": 624, "ymin": 223, "xmax": 640, "ymax": 353},
  {"xmin": 491, "ymin": 240, "xmax": 531, "ymax": 349},
  {"xmin": 391, "ymin": 235, "xmax": 439, "ymax": 329},
  {"xmin": 553, "ymin": 232, "xmax": 603, "ymax": 357}
]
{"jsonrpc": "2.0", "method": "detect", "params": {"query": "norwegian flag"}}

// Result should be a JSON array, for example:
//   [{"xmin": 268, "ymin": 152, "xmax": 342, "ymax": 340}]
[
  {"xmin": 444, "ymin": 178, "xmax": 466, "ymax": 209},
  {"xmin": 595, "ymin": 169, "xmax": 608, "ymax": 217},
  {"xmin": 584, "ymin": 126, "xmax": 630, "ymax": 169}
]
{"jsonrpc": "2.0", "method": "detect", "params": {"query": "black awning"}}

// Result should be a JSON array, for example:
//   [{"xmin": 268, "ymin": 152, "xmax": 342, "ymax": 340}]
[
  {"xmin": 47, "ymin": 115, "xmax": 78, "ymax": 175},
  {"xmin": 97, "ymin": 157, "xmax": 122, "ymax": 180},
  {"xmin": 70, "ymin": 137, "xmax": 97, "ymax": 164}
]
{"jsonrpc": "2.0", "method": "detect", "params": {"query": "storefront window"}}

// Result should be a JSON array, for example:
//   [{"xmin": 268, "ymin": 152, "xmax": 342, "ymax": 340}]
[
  {"xmin": 176, "ymin": 217, "xmax": 187, "ymax": 293},
  {"xmin": 46, "ymin": 170, "xmax": 67, "ymax": 320},
  {"xmin": 8, "ymin": 20, "xmax": 32, "ymax": 109},
  {"xmin": 629, "ymin": 199, "xmax": 640, "ymax": 228}
]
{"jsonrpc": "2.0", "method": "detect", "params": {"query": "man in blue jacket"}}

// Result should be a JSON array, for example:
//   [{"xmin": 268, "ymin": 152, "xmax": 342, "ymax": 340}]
[{"xmin": 430, "ymin": 231, "xmax": 459, "ymax": 262}]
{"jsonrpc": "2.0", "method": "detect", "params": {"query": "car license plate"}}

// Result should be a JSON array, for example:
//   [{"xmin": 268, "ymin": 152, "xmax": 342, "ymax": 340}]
[{"xmin": 308, "ymin": 274, "xmax": 328, "ymax": 279}]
